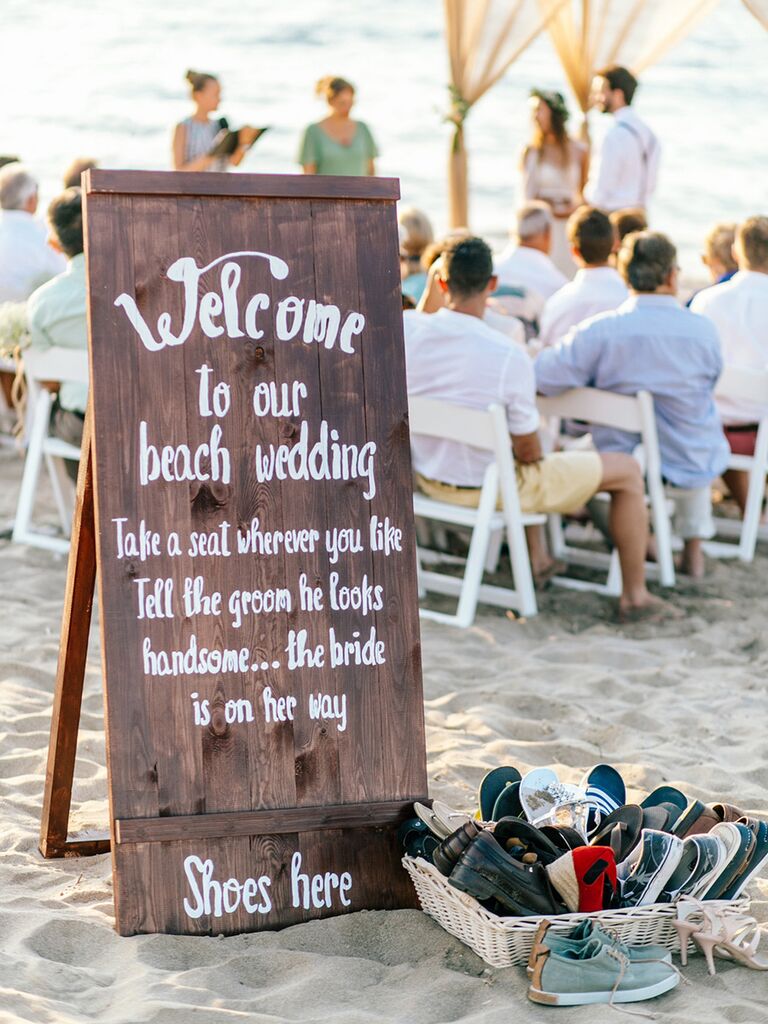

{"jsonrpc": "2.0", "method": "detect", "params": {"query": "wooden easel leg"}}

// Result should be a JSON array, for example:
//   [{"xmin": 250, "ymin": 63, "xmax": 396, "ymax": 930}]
[{"xmin": 39, "ymin": 410, "xmax": 110, "ymax": 858}]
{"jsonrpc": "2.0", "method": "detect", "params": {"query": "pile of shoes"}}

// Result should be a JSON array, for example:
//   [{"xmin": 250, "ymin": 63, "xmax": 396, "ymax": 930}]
[{"xmin": 401, "ymin": 763, "xmax": 768, "ymax": 916}]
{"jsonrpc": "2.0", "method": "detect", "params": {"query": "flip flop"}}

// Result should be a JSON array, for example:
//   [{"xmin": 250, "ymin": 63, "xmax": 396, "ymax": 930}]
[
  {"xmin": 539, "ymin": 825, "xmax": 586, "ymax": 853},
  {"xmin": 492, "ymin": 817, "xmax": 563, "ymax": 866},
  {"xmin": 671, "ymin": 799, "xmax": 708, "ymax": 838},
  {"xmin": 590, "ymin": 805, "xmax": 643, "ymax": 863},
  {"xmin": 491, "ymin": 781, "xmax": 523, "ymax": 821},
  {"xmin": 581, "ymin": 763, "xmax": 627, "ymax": 834},
  {"xmin": 413, "ymin": 801, "xmax": 471, "ymax": 840},
  {"xmin": 398, "ymin": 817, "xmax": 441, "ymax": 860},
  {"xmin": 519, "ymin": 768, "xmax": 590, "ymax": 838},
  {"xmin": 641, "ymin": 785, "xmax": 687, "ymax": 813},
  {"xmin": 478, "ymin": 766, "xmax": 522, "ymax": 821},
  {"xmin": 642, "ymin": 805, "xmax": 671, "ymax": 832}
]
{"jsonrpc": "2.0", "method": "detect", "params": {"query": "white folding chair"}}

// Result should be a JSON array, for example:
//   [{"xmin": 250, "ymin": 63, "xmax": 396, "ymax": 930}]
[
  {"xmin": 0, "ymin": 355, "xmax": 18, "ymax": 446},
  {"xmin": 536, "ymin": 388, "xmax": 675, "ymax": 594},
  {"xmin": 12, "ymin": 346, "xmax": 88, "ymax": 553},
  {"xmin": 707, "ymin": 366, "xmax": 768, "ymax": 562},
  {"xmin": 409, "ymin": 397, "xmax": 546, "ymax": 627}
]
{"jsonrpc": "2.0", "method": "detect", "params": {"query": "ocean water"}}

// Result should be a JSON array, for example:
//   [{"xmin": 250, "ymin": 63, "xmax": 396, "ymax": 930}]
[{"xmin": 2, "ymin": 0, "xmax": 767, "ymax": 276}]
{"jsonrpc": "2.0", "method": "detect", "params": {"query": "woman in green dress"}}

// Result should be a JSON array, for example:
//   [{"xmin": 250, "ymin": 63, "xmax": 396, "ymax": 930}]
[{"xmin": 298, "ymin": 76, "xmax": 377, "ymax": 177}]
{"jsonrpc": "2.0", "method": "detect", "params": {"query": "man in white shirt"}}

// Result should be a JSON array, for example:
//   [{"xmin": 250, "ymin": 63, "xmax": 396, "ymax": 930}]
[
  {"xmin": 404, "ymin": 235, "xmax": 665, "ymax": 620},
  {"xmin": 539, "ymin": 207, "xmax": 628, "ymax": 347},
  {"xmin": 691, "ymin": 215, "xmax": 768, "ymax": 512},
  {"xmin": 0, "ymin": 163, "xmax": 65, "ymax": 302},
  {"xmin": 493, "ymin": 202, "xmax": 567, "ymax": 330},
  {"xmin": 584, "ymin": 66, "xmax": 660, "ymax": 213}
]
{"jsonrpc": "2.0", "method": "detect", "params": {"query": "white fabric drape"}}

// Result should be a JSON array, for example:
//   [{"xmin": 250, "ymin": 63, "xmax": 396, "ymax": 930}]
[
  {"xmin": 743, "ymin": 0, "xmax": 768, "ymax": 28},
  {"xmin": 444, "ymin": 0, "xmax": 567, "ymax": 227},
  {"xmin": 543, "ymin": 0, "xmax": 721, "ymax": 123}
]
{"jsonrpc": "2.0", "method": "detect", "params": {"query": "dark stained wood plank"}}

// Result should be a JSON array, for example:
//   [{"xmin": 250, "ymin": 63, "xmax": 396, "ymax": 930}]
[
  {"xmin": 114, "ymin": 797, "xmax": 421, "ymax": 844},
  {"xmin": 85, "ymin": 169, "xmax": 400, "ymax": 202}
]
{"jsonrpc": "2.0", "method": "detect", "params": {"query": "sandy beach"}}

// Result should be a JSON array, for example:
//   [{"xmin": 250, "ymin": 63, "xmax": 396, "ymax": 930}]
[{"xmin": 1, "ymin": 445, "xmax": 767, "ymax": 1023}]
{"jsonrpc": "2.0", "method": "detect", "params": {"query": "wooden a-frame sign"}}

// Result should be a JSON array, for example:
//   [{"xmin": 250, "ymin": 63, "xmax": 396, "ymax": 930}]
[{"xmin": 40, "ymin": 170, "xmax": 428, "ymax": 935}]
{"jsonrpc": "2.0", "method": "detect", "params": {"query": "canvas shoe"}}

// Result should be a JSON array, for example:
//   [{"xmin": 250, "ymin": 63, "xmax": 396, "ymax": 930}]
[
  {"xmin": 525, "ymin": 919, "xmax": 671, "ymax": 978},
  {"xmin": 528, "ymin": 931, "xmax": 679, "ymax": 1007},
  {"xmin": 656, "ymin": 834, "xmax": 726, "ymax": 902},
  {"xmin": 721, "ymin": 818, "xmax": 768, "ymax": 900},
  {"xmin": 703, "ymin": 823, "xmax": 756, "ymax": 900},
  {"xmin": 580, "ymin": 764, "xmax": 626, "ymax": 834},
  {"xmin": 448, "ymin": 830, "xmax": 566, "ymax": 916},
  {"xmin": 618, "ymin": 829, "xmax": 683, "ymax": 907}
]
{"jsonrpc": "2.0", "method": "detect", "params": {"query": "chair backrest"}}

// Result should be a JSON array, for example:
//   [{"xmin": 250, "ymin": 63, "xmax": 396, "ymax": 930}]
[
  {"xmin": 23, "ymin": 346, "xmax": 89, "ymax": 386},
  {"xmin": 408, "ymin": 396, "xmax": 499, "ymax": 452},
  {"xmin": 536, "ymin": 387, "xmax": 661, "ymax": 478},
  {"xmin": 715, "ymin": 365, "xmax": 768, "ymax": 409}
]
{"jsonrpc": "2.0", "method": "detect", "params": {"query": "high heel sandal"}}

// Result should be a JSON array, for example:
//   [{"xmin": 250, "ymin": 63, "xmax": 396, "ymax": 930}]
[
  {"xmin": 673, "ymin": 898, "xmax": 704, "ymax": 967},
  {"xmin": 677, "ymin": 899, "xmax": 768, "ymax": 975}
]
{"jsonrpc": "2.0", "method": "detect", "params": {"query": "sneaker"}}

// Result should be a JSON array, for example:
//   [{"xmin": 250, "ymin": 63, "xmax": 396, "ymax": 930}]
[
  {"xmin": 618, "ymin": 829, "xmax": 683, "ymax": 907},
  {"xmin": 526, "ymin": 919, "xmax": 671, "ymax": 978},
  {"xmin": 703, "ymin": 823, "xmax": 755, "ymax": 900},
  {"xmin": 656, "ymin": 834, "xmax": 726, "ymax": 902},
  {"xmin": 528, "ymin": 932, "xmax": 679, "ymax": 1007},
  {"xmin": 721, "ymin": 818, "xmax": 768, "ymax": 900},
  {"xmin": 448, "ymin": 830, "xmax": 566, "ymax": 916}
]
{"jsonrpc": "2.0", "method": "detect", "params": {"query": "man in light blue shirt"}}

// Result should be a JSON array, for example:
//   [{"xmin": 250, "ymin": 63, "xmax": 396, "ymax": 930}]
[
  {"xmin": 27, "ymin": 187, "xmax": 87, "ymax": 480},
  {"xmin": 536, "ymin": 231, "xmax": 729, "ymax": 577}
]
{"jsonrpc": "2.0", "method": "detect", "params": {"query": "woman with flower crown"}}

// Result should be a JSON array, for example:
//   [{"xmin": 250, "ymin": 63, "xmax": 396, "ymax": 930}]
[{"xmin": 519, "ymin": 89, "xmax": 589, "ymax": 278}]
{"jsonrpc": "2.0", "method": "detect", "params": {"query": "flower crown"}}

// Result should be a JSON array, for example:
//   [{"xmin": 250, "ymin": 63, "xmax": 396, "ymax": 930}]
[{"xmin": 530, "ymin": 88, "xmax": 570, "ymax": 123}]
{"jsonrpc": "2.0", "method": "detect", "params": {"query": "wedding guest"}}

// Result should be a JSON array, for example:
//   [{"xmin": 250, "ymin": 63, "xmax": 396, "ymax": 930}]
[
  {"xmin": 494, "ymin": 202, "xmax": 567, "ymax": 328},
  {"xmin": 537, "ymin": 231, "xmax": 729, "ymax": 577},
  {"xmin": 520, "ymin": 89, "xmax": 588, "ymax": 278},
  {"xmin": 27, "ymin": 187, "xmax": 87, "ymax": 478},
  {"xmin": 404, "ymin": 235, "xmax": 665, "ymax": 620},
  {"xmin": 416, "ymin": 238, "xmax": 526, "ymax": 349},
  {"xmin": 610, "ymin": 207, "xmax": 647, "ymax": 244},
  {"xmin": 299, "ymin": 76, "xmax": 377, "ymax": 177},
  {"xmin": 172, "ymin": 70, "xmax": 258, "ymax": 172},
  {"xmin": 399, "ymin": 207, "xmax": 434, "ymax": 302},
  {"xmin": 538, "ymin": 207, "xmax": 628, "ymax": 347},
  {"xmin": 0, "ymin": 163, "xmax": 65, "ymax": 302},
  {"xmin": 584, "ymin": 66, "xmax": 660, "ymax": 213},
  {"xmin": 685, "ymin": 222, "xmax": 738, "ymax": 308},
  {"xmin": 63, "ymin": 157, "xmax": 98, "ymax": 188},
  {"xmin": 691, "ymin": 216, "xmax": 768, "ymax": 512}
]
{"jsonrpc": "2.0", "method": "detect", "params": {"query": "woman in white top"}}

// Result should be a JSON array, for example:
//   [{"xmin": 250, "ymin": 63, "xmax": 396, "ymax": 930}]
[
  {"xmin": 519, "ymin": 90, "xmax": 588, "ymax": 279},
  {"xmin": 172, "ymin": 70, "xmax": 257, "ymax": 172}
]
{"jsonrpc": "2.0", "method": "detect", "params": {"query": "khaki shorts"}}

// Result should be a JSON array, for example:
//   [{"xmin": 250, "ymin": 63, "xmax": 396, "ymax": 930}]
[{"xmin": 416, "ymin": 451, "xmax": 603, "ymax": 516}]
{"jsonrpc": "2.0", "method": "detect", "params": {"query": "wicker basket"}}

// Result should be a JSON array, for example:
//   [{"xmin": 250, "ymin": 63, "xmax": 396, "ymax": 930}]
[{"xmin": 403, "ymin": 855, "xmax": 750, "ymax": 968}]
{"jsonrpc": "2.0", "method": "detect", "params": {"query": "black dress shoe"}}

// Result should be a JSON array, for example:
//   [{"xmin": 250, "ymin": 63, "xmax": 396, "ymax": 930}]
[
  {"xmin": 448, "ymin": 831, "xmax": 567, "ymax": 916},
  {"xmin": 433, "ymin": 820, "xmax": 481, "ymax": 876}
]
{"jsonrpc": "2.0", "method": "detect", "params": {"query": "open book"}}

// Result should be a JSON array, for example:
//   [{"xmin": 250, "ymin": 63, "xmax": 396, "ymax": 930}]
[{"xmin": 208, "ymin": 127, "xmax": 269, "ymax": 158}]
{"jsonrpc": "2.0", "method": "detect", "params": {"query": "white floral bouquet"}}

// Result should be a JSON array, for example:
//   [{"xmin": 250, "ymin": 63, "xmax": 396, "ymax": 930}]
[{"xmin": 0, "ymin": 301, "xmax": 30, "ymax": 360}]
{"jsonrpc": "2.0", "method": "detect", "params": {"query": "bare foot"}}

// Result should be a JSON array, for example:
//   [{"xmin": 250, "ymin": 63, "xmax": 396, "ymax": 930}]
[
  {"xmin": 532, "ymin": 558, "xmax": 567, "ymax": 589},
  {"xmin": 618, "ymin": 593, "xmax": 683, "ymax": 625}
]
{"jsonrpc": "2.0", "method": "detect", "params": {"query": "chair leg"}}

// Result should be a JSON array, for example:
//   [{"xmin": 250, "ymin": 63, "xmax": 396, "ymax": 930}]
[
  {"xmin": 47, "ymin": 453, "xmax": 75, "ymax": 537},
  {"xmin": 547, "ymin": 513, "xmax": 566, "ymax": 561},
  {"xmin": 12, "ymin": 392, "xmax": 51, "ymax": 546},
  {"xmin": 649, "ymin": 481, "xmax": 675, "ymax": 587},
  {"xmin": 484, "ymin": 529, "xmax": 503, "ymax": 573},
  {"xmin": 738, "ymin": 451, "xmax": 768, "ymax": 563}
]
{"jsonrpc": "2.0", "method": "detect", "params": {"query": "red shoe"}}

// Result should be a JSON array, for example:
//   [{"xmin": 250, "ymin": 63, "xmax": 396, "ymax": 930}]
[{"xmin": 547, "ymin": 845, "xmax": 618, "ymax": 912}]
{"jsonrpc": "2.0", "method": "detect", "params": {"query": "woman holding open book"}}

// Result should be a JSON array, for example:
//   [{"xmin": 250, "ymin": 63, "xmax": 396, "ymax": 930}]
[{"xmin": 172, "ymin": 70, "xmax": 259, "ymax": 172}]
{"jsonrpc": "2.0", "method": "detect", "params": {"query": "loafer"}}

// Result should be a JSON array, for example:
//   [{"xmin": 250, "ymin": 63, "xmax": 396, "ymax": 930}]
[
  {"xmin": 492, "ymin": 817, "xmax": 562, "ymax": 866},
  {"xmin": 432, "ymin": 820, "xmax": 481, "ymax": 876},
  {"xmin": 448, "ymin": 830, "xmax": 566, "ymax": 916}
]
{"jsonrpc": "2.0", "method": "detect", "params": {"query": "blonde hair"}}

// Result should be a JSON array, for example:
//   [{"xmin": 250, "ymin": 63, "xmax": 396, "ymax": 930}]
[
  {"xmin": 186, "ymin": 69, "xmax": 218, "ymax": 94},
  {"xmin": 316, "ymin": 76, "xmax": 355, "ymax": 102},
  {"xmin": 398, "ymin": 207, "xmax": 434, "ymax": 259},
  {"xmin": 735, "ymin": 217, "xmax": 768, "ymax": 271}
]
